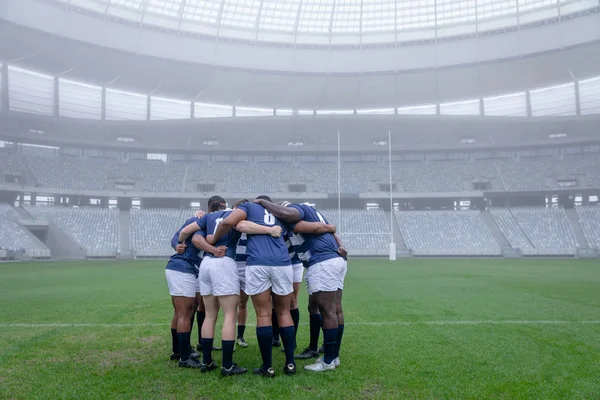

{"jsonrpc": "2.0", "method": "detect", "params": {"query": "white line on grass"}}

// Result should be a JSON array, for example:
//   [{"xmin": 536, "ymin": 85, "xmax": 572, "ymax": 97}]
[{"xmin": 0, "ymin": 320, "xmax": 599, "ymax": 328}]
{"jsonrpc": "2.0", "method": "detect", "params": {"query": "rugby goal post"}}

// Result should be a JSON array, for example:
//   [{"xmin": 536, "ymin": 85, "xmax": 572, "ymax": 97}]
[{"xmin": 389, "ymin": 242, "xmax": 396, "ymax": 261}]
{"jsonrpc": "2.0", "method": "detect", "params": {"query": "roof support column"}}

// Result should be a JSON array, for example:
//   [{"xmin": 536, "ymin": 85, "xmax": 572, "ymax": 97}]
[
  {"xmin": 101, "ymin": 86, "xmax": 106, "ymax": 120},
  {"xmin": 53, "ymin": 76, "xmax": 59, "ymax": 117},
  {"xmin": 1, "ymin": 63, "xmax": 8, "ymax": 112},
  {"xmin": 574, "ymin": 80, "xmax": 581, "ymax": 116},
  {"xmin": 147, "ymin": 95, "xmax": 151, "ymax": 121},
  {"xmin": 526, "ymin": 90, "xmax": 532, "ymax": 117}
]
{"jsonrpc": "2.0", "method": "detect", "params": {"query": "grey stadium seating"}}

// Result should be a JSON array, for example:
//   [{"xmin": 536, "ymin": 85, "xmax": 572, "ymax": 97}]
[
  {"xmin": 575, "ymin": 206, "xmax": 600, "ymax": 250},
  {"xmin": 394, "ymin": 210, "xmax": 501, "ymax": 256},
  {"xmin": 24, "ymin": 205, "xmax": 119, "ymax": 257},
  {"xmin": 0, "ymin": 204, "xmax": 51, "ymax": 258},
  {"xmin": 320, "ymin": 209, "xmax": 390, "ymax": 256},
  {"xmin": 489, "ymin": 208, "xmax": 536, "ymax": 255},
  {"xmin": 508, "ymin": 207, "xmax": 578, "ymax": 255},
  {"xmin": 130, "ymin": 208, "xmax": 200, "ymax": 257}
]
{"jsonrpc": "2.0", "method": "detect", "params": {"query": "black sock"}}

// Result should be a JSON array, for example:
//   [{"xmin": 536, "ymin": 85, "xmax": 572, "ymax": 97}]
[
  {"xmin": 290, "ymin": 308, "xmax": 300, "ymax": 347},
  {"xmin": 256, "ymin": 326, "xmax": 273, "ymax": 370},
  {"xmin": 279, "ymin": 325, "xmax": 296, "ymax": 366},
  {"xmin": 171, "ymin": 328, "xmax": 179, "ymax": 354},
  {"xmin": 334, "ymin": 325, "xmax": 344, "ymax": 359},
  {"xmin": 177, "ymin": 332, "xmax": 191, "ymax": 361},
  {"xmin": 309, "ymin": 313, "xmax": 322, "ymax": 351},
  {"xmin": 201, "ymin": 338, "xmax": 213, "ymax": 364},
  {"xmin": 322, "ymin": 328, "xmax": 338, "ymax": 365},
  {"xmin": 196, "ymin": 311, "xmax": 205, "ymax": 344},
  {"xmin": 222, "ymin": 340, "xmax": 235, "ymax": 369},
  {"xmin": 237, "ymin": 324, "xmax": 246, "ymax": 339},
  {"xmin": 271, "ymin": 310, "xmax": 279, "ymax": 341}
]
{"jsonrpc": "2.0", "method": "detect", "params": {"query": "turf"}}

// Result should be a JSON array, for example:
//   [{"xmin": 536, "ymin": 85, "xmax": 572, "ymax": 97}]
[{"xmin": 0, "ymin": 259, "xmax": 599, "ymax": 400}]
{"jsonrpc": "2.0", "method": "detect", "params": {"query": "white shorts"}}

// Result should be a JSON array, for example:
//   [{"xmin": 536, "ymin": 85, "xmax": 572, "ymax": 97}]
[
  {"xmin": 292, "ymin": 263, "xmax": 304, "ymax": 284},
  {"xmin": 198, "ymin": 257, "xmax": 240, "ymax": 297},
  {"xmin": 236, "ymin": 261, "xmax": 247, "ymax": 293},
  {"xmin": 245, "ymin": 265, "xmax": 293, "ymax": 296},
  {"xmin": 196, "ymin": 276, "xmax": 201, "ymax": 294},
  {"xmin": 165, "ymin": 269, "xmax": 197, "ymax": 298},
  {"xmin": 305, "ymin": 257, "xmax": 347, "ymax": 295}
]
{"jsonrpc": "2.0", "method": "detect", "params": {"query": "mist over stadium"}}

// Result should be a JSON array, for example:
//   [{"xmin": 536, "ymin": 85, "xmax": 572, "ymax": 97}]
[{"xmin": 0, "ymin": 0, "xmax": 599, "ymax": 398}]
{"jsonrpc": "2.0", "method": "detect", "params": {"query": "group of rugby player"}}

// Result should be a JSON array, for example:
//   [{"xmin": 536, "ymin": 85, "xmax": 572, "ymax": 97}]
[{"xmin": 165, "ymin": 195, "xmax": 348, "ymax": 377}]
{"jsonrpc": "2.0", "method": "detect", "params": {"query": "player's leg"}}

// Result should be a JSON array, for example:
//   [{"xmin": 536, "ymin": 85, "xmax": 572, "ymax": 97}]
[
  {"xmin": 195, "ymin": 292, "xmax": 204, "ymax": 350},
  {"xmin": 271, "ymin": 295, "xmax": 280, "ymax": 347},
  {"xmin": 200, "ymin": 294, "xmax": 220, "ymax": 372},
  {"xmin": 166, "ymin": 268, "xmax": 201, "ymax": 368},
  {"xmin": 214, "ymin": 258, "xmax": 247, "ymax": 376},
  {"xmin": 333, "ymin": 258, "xmax": 347, "ymax": 367},
  {"xmin": 290, "ymin": 264, "xmax": 303, "ymax": 350},
  {"xmin": 245, "ymin": 265, "xmax": 275, "ymax": 377},
  {"xmin": 218, "ymin": 294, "xmax": 247, "ymax": 376},
  {"xmin": 271, "ymin": 264, "xmax": 296, "ymax": 375},
  {"xmin": 169, "ymin": 298, "xmax": 179, "ymax": 360},
  {"xmin": 304, "ymin": 260, "xmax": 340, "ymax": 372},
  {"xmin": 304, "ymin": 291, "xmax": 337, "ymax": 372},
  {"xmin": 295, "ymin": 294, "xmax": 321, "ymax": 359},
  {"xmin": 237, "ymin": 291, "xmax": 249, "ymax": 347},
  {"xmin": 174, "ymin": 295, "xmax": 201, "ymax": 368},
  {"xmin": 333, "ymin": 289, "xmax": 344, "ymax": 367},
  {"xmin": 250, "ymin": 289, "xmax": 275, "ymax": 377}
]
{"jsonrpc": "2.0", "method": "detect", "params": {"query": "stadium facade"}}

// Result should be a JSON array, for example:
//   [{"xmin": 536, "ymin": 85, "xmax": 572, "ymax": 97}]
[{"xmin": 0, "ymin": 0, "xmax": 599, "ymax": 261}]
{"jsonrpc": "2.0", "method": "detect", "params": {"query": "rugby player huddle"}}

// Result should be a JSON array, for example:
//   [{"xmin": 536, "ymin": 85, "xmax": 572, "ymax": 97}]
[{"xmin": 165, "ymin": 195, "xmax": 348, "ymax": 377}]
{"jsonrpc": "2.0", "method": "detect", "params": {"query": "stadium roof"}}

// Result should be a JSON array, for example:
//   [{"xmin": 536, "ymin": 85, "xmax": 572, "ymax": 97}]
[{"xmin": 53, "ymin": 0, "xmax": 599, "ymax": 46}]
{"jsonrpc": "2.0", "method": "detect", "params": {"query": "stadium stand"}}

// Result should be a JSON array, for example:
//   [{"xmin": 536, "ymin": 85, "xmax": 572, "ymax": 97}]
[
  {"xmin": 509, "ymin": 207, "xmax": 578, "ymax": 255},
  {"xmin": 489, "ymin": 208, "xmax": 536, "ymax": 255},
  {"xmin": 0, "ymin": 204, "xmax": 51, "ymax": 258},
  {"xmin": 24, "ymin": 205, "xmax": 119, "ymax": 257},
  {"xmin": 2, "ymin": 153, "xmax": 600, "ymax": 194},
  {"xmin": 575, "ymin": 206, "xmax": 600, "ymax": 250},
  {"xmin": 321, "ymin": 209, "xmax": 390, "ymax": 256},
  {"xmin": 394, "ymin": 210, "xmax": 501, "ymax": 256},
  {"xmin": 130, "ymin": 208, "xmax": 200, "ymax": 258}
]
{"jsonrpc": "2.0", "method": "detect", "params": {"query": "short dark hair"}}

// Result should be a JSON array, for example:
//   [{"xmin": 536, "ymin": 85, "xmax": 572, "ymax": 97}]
[
  {"xmin": 207, "ymin": 195, "xmax": 226, "ymax": 212},
  {"xmin": 233, "ymin": 199, "xmax": 249, "ymax": 209},
  {"xmin": 256, "ymin": 195, "xmax": 272, "ymax": 202}
]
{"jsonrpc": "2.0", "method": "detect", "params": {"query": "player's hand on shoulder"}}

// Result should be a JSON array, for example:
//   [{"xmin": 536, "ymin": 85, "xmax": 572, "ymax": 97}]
[
  {"xmin": 194, "ymin": 210, "xmax": 205, "ymax": 219},
  {"xmin": 338, "ymin": 246, "xmax": 348, "ymax": 258},
  {"xmin": 214, "ymin": 246, "xmax": 227, "ymax": 258},
  {"xmin": 327, "ymin": 224, "xmax": 337, "ymax": 233},
  {"xmin": 175, "ymin": 243, "xmax": 186, "ymax": 254},
  {"xmin": 269, "ymin": 225, "xmax": 283, "ymax": 238}
]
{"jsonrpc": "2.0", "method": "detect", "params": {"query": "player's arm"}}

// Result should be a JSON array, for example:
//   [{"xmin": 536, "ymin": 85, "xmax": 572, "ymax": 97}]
[
  {"xmin": 191, "ymin": 232, "xmax": 226, "ymax": 258},
  {"xmin": 236, "ymin": 220, "xmax": 282, "ymax": 237},
  {"xmin": 255, "ymin": 199, "xmax": 301, "ymax": 223},
  {"xmin": 334, "ymin": 234, "xmax": 348, "ymax": 258},
  {"xmin": 171, "ymin": 233, "xmax": 186, "ymax": 254},
  {"xmin": 292, "ymin": 221, "xmax": 336, "ymax": 235},
  {"xmin": 210, "ymin": 209, "xmax": 247, "ymax": 245},
  {"xmin": 178, "ymin": 220, "xmax": 201, "ymax": 243}
]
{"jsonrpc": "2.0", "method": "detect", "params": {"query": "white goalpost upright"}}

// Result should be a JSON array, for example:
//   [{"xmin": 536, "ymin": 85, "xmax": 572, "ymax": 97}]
[
  {"xmin": 337, "ymin": 130, "xmax": 341, "ymax": 235},
  {"xmin": 388, "ymin": 130, "xmax": 396, "ymax": 261}
]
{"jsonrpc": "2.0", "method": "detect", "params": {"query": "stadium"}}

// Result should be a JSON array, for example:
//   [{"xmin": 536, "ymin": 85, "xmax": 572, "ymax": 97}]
[{"xmin": 0, "ymin": 0, "xmax": 599, "ymax": 398}]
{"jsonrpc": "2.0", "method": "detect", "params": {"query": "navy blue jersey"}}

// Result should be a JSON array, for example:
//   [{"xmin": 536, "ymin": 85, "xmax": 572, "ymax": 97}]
[
  {"xmin": 235, "ymin": 233, "xmax": 248, "ymax": 263},
  {"xmin": 237, "ymin": 202, "xmax": 291, "ymax": 267},
  {"xmin": 196, "ymin": 210, "xmax": 240, "ymax": 259},
  {"xmin": 285, "ymin": 231, "xmax": 302, "ymax": 265},
  {"xmin": 288, "ymin": 204, "xmax": 340, "ymax": 267},
  {"xmin": 166, "ymin": 217, "xmax": 203, "ymax": 276}
]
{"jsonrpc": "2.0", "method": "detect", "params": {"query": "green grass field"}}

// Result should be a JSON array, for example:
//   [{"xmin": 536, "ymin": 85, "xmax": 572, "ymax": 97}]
[{"xmin": 0, "ymin": 259, "xmax": 599, "ymax": 400}]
